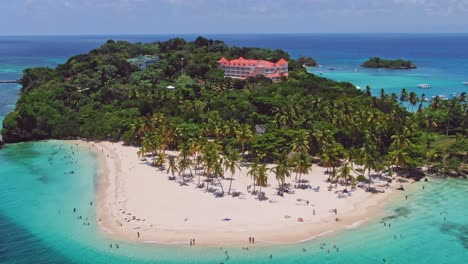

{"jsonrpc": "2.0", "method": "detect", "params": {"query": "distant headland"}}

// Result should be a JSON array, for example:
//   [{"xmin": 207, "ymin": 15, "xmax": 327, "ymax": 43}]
[{"xmin": 362, "ymin": 57, "xmax": 416, "ymax": 69}]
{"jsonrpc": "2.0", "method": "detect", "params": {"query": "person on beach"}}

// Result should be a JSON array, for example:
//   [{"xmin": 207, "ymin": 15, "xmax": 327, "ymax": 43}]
[
  {"xmin": 193, "ymin": 238, "xmax": 195, "ymax": 245},
  {"xmin": 252, "ymin": 237, "xmax": 255, "ymax": 244},
  {"xmin": 137, "ymin": 231, "xmax": 140, "ymax": 238},
  {"xmin": 249, "ymin": 237, "xmax": 251, "ymax": 243},
  {"xmin": 190, "ymin": 239, "xmax": 192, "ymax": 246}
]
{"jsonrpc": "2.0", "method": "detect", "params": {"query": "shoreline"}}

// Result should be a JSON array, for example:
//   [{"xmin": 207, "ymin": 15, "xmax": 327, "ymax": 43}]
[{"xmin": 72, "ymin": 140, "xmax": 411, "ymax": 247}]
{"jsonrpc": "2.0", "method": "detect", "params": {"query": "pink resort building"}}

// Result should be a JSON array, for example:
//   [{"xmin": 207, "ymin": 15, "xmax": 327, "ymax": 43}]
[{"xmin": 217, "ymin": 57, "xmax": 289, "ymax": 81}]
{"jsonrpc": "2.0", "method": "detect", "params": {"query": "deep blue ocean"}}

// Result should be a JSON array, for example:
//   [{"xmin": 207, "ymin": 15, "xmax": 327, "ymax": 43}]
[{"xmin": 0, "ymin": 34, "xmax": 467, "ymax": 263}]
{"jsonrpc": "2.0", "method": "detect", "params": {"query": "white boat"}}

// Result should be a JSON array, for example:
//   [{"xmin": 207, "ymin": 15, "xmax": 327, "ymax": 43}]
[
  {"xmin": 417, "ymin": 84, "xmax": 431, "ymax": 89},
  {"xmin": 462, "ymin": 81, "xmax": 468, "ymax": 85}
]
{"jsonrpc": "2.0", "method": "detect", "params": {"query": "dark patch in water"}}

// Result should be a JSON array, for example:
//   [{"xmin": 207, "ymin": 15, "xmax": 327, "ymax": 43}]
[
  {"xmin": 381, "ymin": 207, "xmax": 411, "ymax": 221},
  {"xmin": 440, "ymin": 223, "xmax": 468, "ymax": 249},
  {"xmin": 0, "ymin": 212, "xmax": 71, "ymax": 263},
  {"xmin": 38, "ymin": 175, "xmax": 49, "ymax": 183}
]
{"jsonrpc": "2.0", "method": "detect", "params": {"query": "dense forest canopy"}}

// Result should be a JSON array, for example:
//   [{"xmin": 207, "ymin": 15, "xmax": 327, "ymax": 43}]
[
  {"xmin": 1, "ymin": 36, "xmax": 466, "ymax": 178},
  {"xmin": 362, "ymin": 57, "xmax": 416, "ymax": 69}
]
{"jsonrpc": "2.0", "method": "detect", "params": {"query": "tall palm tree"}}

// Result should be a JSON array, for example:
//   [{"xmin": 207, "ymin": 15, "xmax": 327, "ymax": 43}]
[
  {"xmin": 359, "ymin": 133, "xmax": 377, "ymax": 188},
  {"xmin": 178, "ymin": 148, "xmax": 193, "ymax": 182},
  {"xmin": 270, "ymin": 154, "xmax": 291, "ymax": 192},
  {"xmin": 224, "ymin": 149, "xmax": 241, "ymax": 194},
  {"xmin": 256, "ymin": 164, "xmax": 268, "ymax": 196},
  {"xmin": 247, "ymin": 161, "xmax": 259, "ymax": 193},
  {"xmin": 339, "ymin": 162, "xmax": 352, "ymax": 186},
  {"xmin": 292, "ymin": 152, "xmax": 312, "ymax": 187},
  {"xmin": 321, "ymin": 141, "xmax": 344, "ymax": 181},
  {"xmin": 214, "ymin": 159, "xmax": 225, "ymax": 195},
  {"xmin": 201, "ymin": 141, "xmax": 221, "ymax": 191}
]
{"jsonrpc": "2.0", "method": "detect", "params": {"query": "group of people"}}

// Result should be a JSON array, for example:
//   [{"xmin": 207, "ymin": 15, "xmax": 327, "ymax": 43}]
[{"xmin": 189, "ymin": 238, "xmax": 196, "ymax": 246}]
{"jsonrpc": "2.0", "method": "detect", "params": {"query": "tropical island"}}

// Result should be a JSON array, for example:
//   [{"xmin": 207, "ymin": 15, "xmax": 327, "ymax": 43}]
[
  {"xmin": 1, "ymin": 37, "xmax": 466, "ymax": 245},
  {"xmin": 362, "ymin": 57, "xmax": 417, "ymax": 69}
]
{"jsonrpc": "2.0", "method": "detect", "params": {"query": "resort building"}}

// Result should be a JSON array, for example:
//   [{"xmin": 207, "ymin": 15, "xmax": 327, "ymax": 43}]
[
  {"xmin": 127, "ymin": 55, "xmax": 158, "ymax": 70},
  {"xmin": 217, "ymin": 57, "xmax": 288, "ymax": 81}
]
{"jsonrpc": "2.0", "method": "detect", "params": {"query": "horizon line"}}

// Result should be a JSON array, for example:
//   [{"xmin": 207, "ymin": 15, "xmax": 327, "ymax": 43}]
[{"xmin": 1, "ymin": 32, "xmax": 468, "ymax": 37}]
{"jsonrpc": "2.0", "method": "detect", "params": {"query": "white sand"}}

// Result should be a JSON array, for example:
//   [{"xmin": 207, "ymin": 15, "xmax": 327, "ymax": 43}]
[{"xmin": 74, "ymin": 140, "xmax": 409, "ymax": 246}]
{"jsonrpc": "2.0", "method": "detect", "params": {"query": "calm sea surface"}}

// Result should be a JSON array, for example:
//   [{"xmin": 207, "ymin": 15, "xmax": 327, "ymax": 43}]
[{"xmin": 0, "ymin": 34, "xmax": 467, "ymax": 263}]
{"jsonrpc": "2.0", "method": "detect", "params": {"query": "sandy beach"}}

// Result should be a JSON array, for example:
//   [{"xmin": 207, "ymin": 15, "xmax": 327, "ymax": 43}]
[{"xmin": 73, "ymin": 140, "xmax": 410, "ymax": 246}]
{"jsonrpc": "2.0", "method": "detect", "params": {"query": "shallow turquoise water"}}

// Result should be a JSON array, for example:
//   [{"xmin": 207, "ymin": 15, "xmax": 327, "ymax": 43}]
[{"xmin": 0, "ymin": 141, "xmax": 467, "ymax": 263}]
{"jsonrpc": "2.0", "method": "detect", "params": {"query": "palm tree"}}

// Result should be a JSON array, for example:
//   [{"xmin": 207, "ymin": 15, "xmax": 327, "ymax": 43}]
[
  {"xmin": 321, "ymin": 141, "xmax": 344, "ymax": 181},
  {"xmin": 201, "ymin": 141, "xmax": 221, "ymax": 191},
  {"xmin": 400, "ymin": 88, "xmax": 408, "ymax": 105},
  {"xmin": 224, "ymin": 149, "xmax": 241, "ymax": 194},
  {"xmin": 290, "ymin": 130, "xmax": 310, "ymax": 155},
  {"xmin": 339, "ymin": 162, "xmax": 352, "ymax": 186},
  {"xmin": 195, "ymin": 154, "xmax": 204, "ymax": 187},
  {"xmin": 359, "ymin": 133, "xmax": 377, "ymax": 188},
  {"xmin": 365, "ymin": 85, "xmax": 371, "ymax": 96},
  {"xmin": 270, "ymin": 154, "xmax": 291, "ymax": 192},
  {"xmin": 390, "ymin": 132, "xmax": 412, "ymax": 151},
  {"xmin": 256, "ymin": 164, "xmax": 268, "ymax": 196},
  {"xmin": 247, "ymin": 161, "xmax": 259, "ymax": 193},
  {"xmin": 178, "ymin": 149, "xmax": 193, "ymax": 182},
  {"xmin": 167, "ymin": 156, "xmax": 178, "ymax": 179},
  {"xmin": 155, "ymin": 152, "xmax": 166, "ymax": 168},
  {"xmin": 214, "ymin": 159, "xmax": 225, "ymax": 195},
  {"xmin": 238, "ymin": 124, "xmax": 253, "ymax": 156},
  {"xmin": 380, "ymin": 88, "xmax": 386, "ymax": 100},
  {"xmin": 388, "ymin": 149, "xmax": 410, "ymax": 169},
  {"xmin": 292, "ymin": 152, "xmax": 312, "ymax": 187},
  {"xmin": 409, "ymin": 92, "xmax": 418, "ymax": 111}
]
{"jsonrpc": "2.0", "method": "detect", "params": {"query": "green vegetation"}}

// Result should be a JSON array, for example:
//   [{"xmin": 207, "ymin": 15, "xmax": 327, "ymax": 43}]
[
  {"xmin": 362, "ymin": 57, "xmax": 416, "ymax": 69},
  {"xmin": 1, "ymin": 37, "xmax": 467, "ymax": 186},
  {"xmin": 295, "ymin": 56, "xmax": 317, "ymax": 67}
]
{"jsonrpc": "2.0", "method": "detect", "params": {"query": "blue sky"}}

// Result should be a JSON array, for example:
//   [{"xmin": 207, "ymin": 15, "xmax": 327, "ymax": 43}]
[{"xmin": 1, "ymin": 0, "xmax": 468, "ymax": 35}]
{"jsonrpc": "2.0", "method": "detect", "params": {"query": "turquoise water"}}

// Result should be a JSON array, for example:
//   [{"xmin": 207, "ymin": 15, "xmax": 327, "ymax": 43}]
[
  {"xmin": 0, "ymin": 141, "xmax": 467, "ymax": 263},
  {"xmin": 1, "ymin": 34, "xmax": 467, "ymax": 263}
]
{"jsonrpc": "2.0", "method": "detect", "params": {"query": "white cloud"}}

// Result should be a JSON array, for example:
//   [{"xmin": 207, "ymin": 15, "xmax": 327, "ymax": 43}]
[{"xmin": 23, "ymin": 0, "xmax": 146, "ymax": 12}]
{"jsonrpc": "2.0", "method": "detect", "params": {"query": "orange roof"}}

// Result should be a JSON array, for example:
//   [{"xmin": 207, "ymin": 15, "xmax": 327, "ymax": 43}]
[
  {"xmin": 218, "ymin": 57, "xmax": 228, "ymax": 63},
  {"xmin": 276, "ymin": 58, "xmax": 288, "ymax": 65},
  {"xmin": 218, "ymin": 57, "xmax": 288, "ymax": 68}
]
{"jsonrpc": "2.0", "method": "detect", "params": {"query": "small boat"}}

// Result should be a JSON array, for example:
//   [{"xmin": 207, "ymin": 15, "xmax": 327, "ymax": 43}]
[
  {"xmin": 462, "ymin": 81, "xmax": 468, "ymax": 85},
  {"xmin": 417, "ymin": 84, "xmax": 431, "ymax": 89}
]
